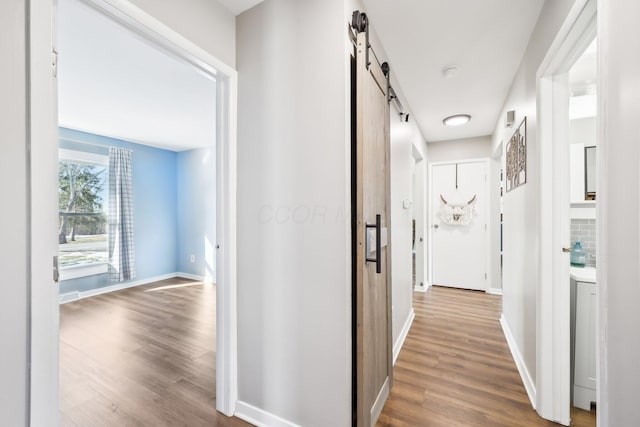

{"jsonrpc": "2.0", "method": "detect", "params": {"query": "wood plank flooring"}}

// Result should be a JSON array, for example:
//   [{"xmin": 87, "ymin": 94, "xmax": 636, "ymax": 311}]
[
  {"xmin": 377, "ymin": 286, "xmax": 597, "ymax": 427},
  {"xmin": 60, "ymin": 278, "xmax": 249, "ymax": 427}
]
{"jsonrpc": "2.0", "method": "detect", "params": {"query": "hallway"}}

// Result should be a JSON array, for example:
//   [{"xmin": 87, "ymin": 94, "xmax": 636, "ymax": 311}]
[{"xmin": 377, "ymin": 286, "xmax": 596, "ymax": 427}]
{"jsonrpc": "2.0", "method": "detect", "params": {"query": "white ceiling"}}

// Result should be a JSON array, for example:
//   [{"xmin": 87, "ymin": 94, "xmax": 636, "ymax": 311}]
[
  {"xmin": 362, "ymin": 0, "xmax": 546, "ymax": 142},
  {"xmin": 217, "ymin": 0, "xmax": 264, "ymax": 15},
  {"xmin": 58, "ymin": 0, "xmax": 216, "ymax": 152}
]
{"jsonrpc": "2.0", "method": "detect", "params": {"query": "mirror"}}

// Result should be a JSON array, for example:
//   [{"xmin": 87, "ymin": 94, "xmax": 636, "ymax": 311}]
[{"xmin": 585, "ymin": 146, "xmax": 596, "ymax": 200}]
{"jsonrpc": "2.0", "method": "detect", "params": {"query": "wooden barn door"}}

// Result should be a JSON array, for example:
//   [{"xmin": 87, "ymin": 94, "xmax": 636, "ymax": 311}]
[{"xmin": 353, "ymin": 16, "xmax": 393, "ymax": 427}]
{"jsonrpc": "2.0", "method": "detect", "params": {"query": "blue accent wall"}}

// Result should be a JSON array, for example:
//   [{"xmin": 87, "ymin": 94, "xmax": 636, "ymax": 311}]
[
  {"xmin": 59, "ymin": 128, "xmax": 178, "ymax": 294},
  {"xmin": 177, "ymin": 147, "xmax": 216, "ymax": 280}
]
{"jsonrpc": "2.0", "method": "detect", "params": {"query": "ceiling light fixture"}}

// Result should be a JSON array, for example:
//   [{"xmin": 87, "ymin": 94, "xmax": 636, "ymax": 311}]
[{"xmin": 443, "ymin": 114, "xmax": 471, "ymax": 127}]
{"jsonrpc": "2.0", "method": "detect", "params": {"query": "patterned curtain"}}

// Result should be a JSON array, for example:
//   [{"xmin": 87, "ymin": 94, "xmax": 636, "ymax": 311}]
[{"xmin": 108, "ymin": 147, "xmax": 135, "ymax": 282}]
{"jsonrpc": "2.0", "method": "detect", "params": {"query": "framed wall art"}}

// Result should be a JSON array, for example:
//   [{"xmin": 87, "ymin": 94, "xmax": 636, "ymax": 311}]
[{"xmin": 506, "ymin": 117, "xmax": 527, "ymax": 192}]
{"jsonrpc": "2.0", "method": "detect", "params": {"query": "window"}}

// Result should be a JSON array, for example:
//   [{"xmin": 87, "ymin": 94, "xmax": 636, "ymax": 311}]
[{"xmin": 58, "ymin": 148, "xmax": 109, "ymax": 278}]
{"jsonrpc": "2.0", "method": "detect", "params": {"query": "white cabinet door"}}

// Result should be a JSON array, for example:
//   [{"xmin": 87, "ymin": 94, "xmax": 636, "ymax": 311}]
[{"xmin": 574, "ymin": 280, "xmax": 597, "ymax": 409}]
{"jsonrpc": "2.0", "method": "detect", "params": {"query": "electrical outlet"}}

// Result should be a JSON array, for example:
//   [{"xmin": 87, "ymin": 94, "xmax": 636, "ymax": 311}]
[{"xmin": 190, "ymin": 255, "xmax": 195, "ymax": 263}]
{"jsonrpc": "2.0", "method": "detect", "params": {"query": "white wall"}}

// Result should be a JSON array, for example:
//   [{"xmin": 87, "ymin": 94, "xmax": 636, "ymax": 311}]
[
  {"xmin": 570, "ymin": 117, "xmax": 596, "ymax": 146},
  {"xmin": 128, "ymin": 0, "xmax": 236, "ymax": 67},
  {"xmin": 235, "ymin": 1, "xmax": 427, "ymax": 424},
  {"xmin": 390, "ymin": 115, "xmax": 414, "ymax": 342},
  {"xmin": 177, "ymin": 147, "xmax": 216, "ymax": 281},
  {"xmin": 598, "ymin": 0, "xmax": 640, "ymax": 424},
  {"xmin": 0, "ymin": 1, "xmax": 28, "ymax": 425},
  {"xmin": 427, "ymin": 135, "xmax": 492, "ymax": 163},
  {"xmin": 389, "ymin": 108, "xmax": 424, "ymax": 347},
  {"xmin": 490, "ymin": 0, "xmax": 576, "ymax": 394},
  {"xmin": 236, "ymin": 1, "xmax": 351, "ymax": 425}
]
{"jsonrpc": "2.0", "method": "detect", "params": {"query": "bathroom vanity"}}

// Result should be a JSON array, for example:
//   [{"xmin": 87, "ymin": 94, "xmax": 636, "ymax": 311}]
[{"xmin": 570, "ymin": 266, "xmax": 597, "ymax": 410}]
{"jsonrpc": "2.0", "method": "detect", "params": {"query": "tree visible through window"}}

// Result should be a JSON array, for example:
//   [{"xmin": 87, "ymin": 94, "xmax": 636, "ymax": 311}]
[{"xmin": 58, "ymin": 157, "xmax": 108, "ymax": 267}]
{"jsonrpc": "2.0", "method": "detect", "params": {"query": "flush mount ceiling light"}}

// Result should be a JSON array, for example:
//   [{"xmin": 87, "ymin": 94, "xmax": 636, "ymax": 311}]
[{"xmin": 443, "ymin": 114, "xmax": 471, "ymax": 126}]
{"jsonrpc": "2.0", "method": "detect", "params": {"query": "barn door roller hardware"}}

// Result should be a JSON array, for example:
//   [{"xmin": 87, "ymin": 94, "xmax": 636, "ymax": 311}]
[
  {"xmin": 351, "ymin": 11, "xmax": 370, "ymax": 69},
  {"xmin": 350, "ymin": 11, "xmax": 410, "ymax": 122}
]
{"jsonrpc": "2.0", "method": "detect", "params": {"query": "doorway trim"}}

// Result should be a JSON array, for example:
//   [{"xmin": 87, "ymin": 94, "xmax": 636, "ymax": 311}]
[
  {"xmin": 536, "ymin": 0, "xmax": 596, "ymax": 424},
  {"xmin": 412, "ymin": 143, "xmax": 427, "ymax": 291},
  {"xmin": 29, "ymin": 0, "xmax": 239, "ymax": 422},
  {"xmin": 427, "ymin": 157, "xmax": 491, "ymax": 291}
]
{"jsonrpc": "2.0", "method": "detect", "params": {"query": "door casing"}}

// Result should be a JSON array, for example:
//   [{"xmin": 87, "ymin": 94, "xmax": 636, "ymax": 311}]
[
  {"xmin": 412, "ymin": 151, "xmax": 427, "ymax": 291},
  {"xmin": 536, "ymin": 0, "xmax": 596, "ymax": 424},
  {"xmin": 28, "ymin": 0, "xmax": 239, "ymax": 422}
]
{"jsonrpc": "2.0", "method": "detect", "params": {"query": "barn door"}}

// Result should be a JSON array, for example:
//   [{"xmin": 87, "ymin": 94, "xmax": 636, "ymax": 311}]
[{"xmin": 353, "ymin": 13, "xmax": 393, "ymax": 427}]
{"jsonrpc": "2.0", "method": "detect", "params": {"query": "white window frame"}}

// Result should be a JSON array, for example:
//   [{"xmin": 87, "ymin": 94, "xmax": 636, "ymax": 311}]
[{"xmin": 58, "ymin": 147, "xmax": 109, "ymax": 280}]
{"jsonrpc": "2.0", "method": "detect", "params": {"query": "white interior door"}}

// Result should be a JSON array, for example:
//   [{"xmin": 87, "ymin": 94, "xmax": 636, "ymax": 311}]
[
  {"xmin": 431, "ymin": 161, "xmax": 487, "ymax": 290},
  {"xmin": 30, "ymin": 0, "xmax": 60, "ymax": 424}
]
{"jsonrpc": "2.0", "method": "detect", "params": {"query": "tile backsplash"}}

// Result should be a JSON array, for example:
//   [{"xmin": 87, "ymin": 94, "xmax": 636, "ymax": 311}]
[{"xmin": 571, "ymin": 218, "xmax": 596, "ymax": 267}]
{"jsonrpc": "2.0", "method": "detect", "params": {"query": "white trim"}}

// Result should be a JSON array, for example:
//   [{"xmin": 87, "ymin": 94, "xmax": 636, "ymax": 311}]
[
  {"xmin": 58, "ymin": 272, "xmax": 179, "ymax": 304},
  {"xmin": 500, "ymin": 314, "xmax": 537, "ymax": 409},
  {"xmin": 535, "ymin": 1, "xmax": 596, "ymax": 425},
  {"xmin": 59, "ymin": 262, "xmax": 108, "ymax": 281},
  {"xmin": 393, "ymin": 309, "xmax": 415, "ymax": 365},
  {"xmin": 29, "ymin": 1, "xmax": 61, "ymax": 424},
  {"xmin": 58, "ymin": 148, "xmax": 109, "ymax": 165},
  {"xmin": 595, "ymin": 4, "xmax": 607, "ymax": 425},
  {"xmin": 427, "ymin": 158, "xmax": 491, "ymax": 291},
  {"xmin": 176, "ymin": 272, "xmax": 207, "ymax": 282},
  {"xmin": 486, "ymin": 288, "xmax": 503, "ymax": 296},
  {"xmin": 413, "ymin": 284, "xmax": 428, "ymax": 293},
  {"xmin": 235, "ymin": 401, "xmax": 301, "ymax": 427},
  {"xmin": 30, "ymin": 0, "xmax": 239, "ymax": 421}
]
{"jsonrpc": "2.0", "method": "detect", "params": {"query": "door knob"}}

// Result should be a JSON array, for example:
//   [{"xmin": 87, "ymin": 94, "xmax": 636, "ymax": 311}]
[
  {"xmin": 419, "ymin": 237, "xmax": 424, "ymax": 242},
  {"xmin": 433, "ymin": 224, "xmax": 439, "ymax": 229},
  {"xmin": 562, "ymin": 247, "xmax": 572, "ymax": 253}
]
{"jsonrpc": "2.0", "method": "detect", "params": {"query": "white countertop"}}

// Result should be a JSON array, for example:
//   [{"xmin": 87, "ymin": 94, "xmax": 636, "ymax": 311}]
[{"xmin": 570, "ymin": 266, "xmax": 596, "ymax": 283}]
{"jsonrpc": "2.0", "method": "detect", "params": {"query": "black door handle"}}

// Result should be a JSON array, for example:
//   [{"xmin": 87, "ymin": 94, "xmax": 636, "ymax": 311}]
[{"xmin": 366, "ymin": 214, "xmax": 382, "ymax": 274}]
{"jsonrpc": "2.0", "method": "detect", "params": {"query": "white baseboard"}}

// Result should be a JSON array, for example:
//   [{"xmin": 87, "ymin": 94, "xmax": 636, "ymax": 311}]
[
  {"xmin": 235, "ymin": 401, "xmax": 300, "ymax": 427},
  {"xmin": 486, "ymin": 288, "xmax": 503, "ymax": 296},
  {"xmin": 58, "ymin": 272, "xmax": 206, "ymax": 304},
  {"xmin": 393, "ymin": 309, "xmax": 415, "ymax": 365},
  {"xmin": 176, "ymin": 272, "xmax": 208, "ymax": 282},
  {"xmin": 500, "ymin": 314, "xmax": 536, "ymax": 409},
  {"xmin": 370, "ymin": 377, "xmax": 390, "ymax": 424},
  {"xmin": 59, "ymin": 291, "xmax": 80, "ymax": 304}
]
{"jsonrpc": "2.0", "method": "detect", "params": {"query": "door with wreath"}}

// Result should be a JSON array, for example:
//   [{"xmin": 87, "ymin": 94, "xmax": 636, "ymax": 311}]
[{"xmin": 431, "ymin": 160, "xmax": 488, "ymax": 290}]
